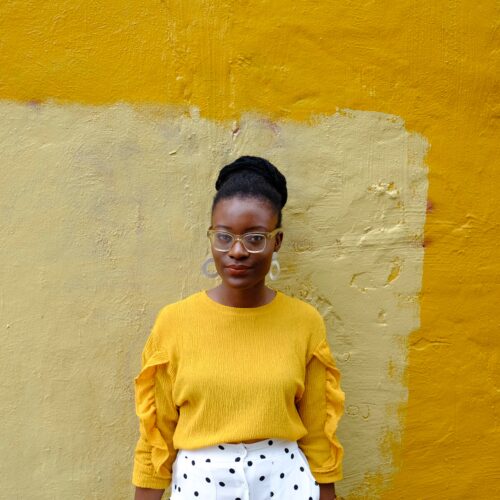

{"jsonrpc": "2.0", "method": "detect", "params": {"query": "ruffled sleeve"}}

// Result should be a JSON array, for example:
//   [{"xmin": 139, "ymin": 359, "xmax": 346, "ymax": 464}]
[
  {"xmin": 132, "ymin": 334, "xmax": 179, "ymax": 489},
  {"xmin": 297, "ymin": 337, "xmax": 345, "ymax": 483}
]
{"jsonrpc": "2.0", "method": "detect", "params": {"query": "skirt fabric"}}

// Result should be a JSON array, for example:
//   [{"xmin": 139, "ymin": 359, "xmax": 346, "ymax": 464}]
[{"xmin": 169, "ymin": 438, "xmax": 320, "ymax": 500}]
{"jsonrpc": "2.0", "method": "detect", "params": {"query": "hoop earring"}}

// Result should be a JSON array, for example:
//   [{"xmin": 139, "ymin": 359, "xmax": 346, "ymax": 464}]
[
  {"xmin": 201, "ymin": 256, "xmax": 219, "ymax": 279},
  {"xmin": 268, "ymin": 252, "xmax": 280, "ymax": 281}
]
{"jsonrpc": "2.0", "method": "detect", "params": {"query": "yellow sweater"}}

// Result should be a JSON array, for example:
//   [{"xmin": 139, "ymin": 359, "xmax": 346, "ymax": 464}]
[{"xmin": 132, "ymin": 290, "xmax": 344, "ymax": 489}]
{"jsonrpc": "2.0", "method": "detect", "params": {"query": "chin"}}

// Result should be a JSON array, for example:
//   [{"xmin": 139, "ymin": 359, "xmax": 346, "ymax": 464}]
[
  {"xmin": 221, "ymin": 274, "xmax": 264, "ymax": 290},
  {"xmin": 223, "ymin": 278, "xmax": 255, "ymax": 289}
]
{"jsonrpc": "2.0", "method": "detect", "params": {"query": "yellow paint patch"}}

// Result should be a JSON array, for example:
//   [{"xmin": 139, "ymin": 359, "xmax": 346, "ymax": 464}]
[{"xmin": 387, "ymin": 258, "xmax": 402, "ymax": 284}]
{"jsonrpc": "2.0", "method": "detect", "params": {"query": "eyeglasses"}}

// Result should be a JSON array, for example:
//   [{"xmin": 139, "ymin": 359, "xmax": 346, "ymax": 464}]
[{"xmin": 207, "ymin": 228, "xmax": 282, "ymax": 253}]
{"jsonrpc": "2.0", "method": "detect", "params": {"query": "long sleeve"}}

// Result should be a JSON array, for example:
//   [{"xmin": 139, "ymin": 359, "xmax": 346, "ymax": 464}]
[
  {"xmin": 297, "ymin": 336, "xmax": 345, "ymax": 483},
  {"xmin": 132, "ymin": 327, "xmax": 179, "ymax": 489}
]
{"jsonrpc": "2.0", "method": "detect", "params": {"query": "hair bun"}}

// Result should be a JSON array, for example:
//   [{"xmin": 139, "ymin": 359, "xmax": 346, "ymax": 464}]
[{"xmin": 216, "ymin": 156, "xmax": 287, "ymax": 208}]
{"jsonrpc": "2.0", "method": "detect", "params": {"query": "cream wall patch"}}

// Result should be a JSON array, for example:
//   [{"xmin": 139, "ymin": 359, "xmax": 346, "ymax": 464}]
[{"xmin": 0, "ymin": 102, "xmax": 427, "ymax": 498}]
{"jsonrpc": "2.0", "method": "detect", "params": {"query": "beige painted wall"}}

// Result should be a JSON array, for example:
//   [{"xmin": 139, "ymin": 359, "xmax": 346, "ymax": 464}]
[{"xmin": 1, "ymin": 102, "xmax": 427, "ymax": 498}]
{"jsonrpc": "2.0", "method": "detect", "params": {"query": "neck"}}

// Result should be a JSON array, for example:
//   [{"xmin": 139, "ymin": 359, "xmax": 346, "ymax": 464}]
[{"xmin": 208, "ymin": 282, "xmax": 276, "ymax": 308}]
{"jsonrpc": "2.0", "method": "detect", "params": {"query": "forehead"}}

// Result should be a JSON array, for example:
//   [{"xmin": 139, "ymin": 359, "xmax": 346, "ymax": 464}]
[{"xmin": 212, "ymin": 197, "xmax": 278, "ymax": 230}]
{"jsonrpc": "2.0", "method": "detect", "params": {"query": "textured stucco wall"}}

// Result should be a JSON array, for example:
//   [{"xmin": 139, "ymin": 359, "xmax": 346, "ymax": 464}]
[
  {"xmin": 0, "ymin": 1, "xmax": 498, "ymax": 499},
  {"xmin": 0, "ymin": 103, "xmax": 428, "ymax": 498}
]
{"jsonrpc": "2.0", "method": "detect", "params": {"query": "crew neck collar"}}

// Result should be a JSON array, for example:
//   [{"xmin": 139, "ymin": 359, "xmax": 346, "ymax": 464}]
[{"xmin": 200, "ymin": 289, "xmax": 282, "ymax": 314}]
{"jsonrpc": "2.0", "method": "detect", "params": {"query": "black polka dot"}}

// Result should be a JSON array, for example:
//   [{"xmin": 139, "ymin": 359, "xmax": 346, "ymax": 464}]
[
  {"xmin": 183, "ymin": 473, "xmax": 187, "ymax": 479},
  {"xmin": 219, "ymin": 481, "xmax": 225, "ymax": 487},
  {"xmin": 247, "ymin": 461, "xmax": 253, "ymax": 466},
  {"xmin": 268, "ymin": 440, "xmax": 273, "ymax": 445},
  {"xmin": 284, "ymin": 447, "xmax": 289, "ymax": 453},
  {"xmin": 205, "ymin": 477, "xmax": 211, "ymax": 483},
  {"xmin": 280, "ymin": 473, "xmax": 285, "ymax": 479},
  {"xmin": 229, "ymin": 468, "xmax": 235, "ymax": 474},
  {"xmin": 191, "ymin": 460, "xmax": 195, "ymax": 465},
  {"xmin": 309, "ymin": 497, "xmax": 313, "ymax": 500},
  {"xmin": 205, "ymin": 458, "xmax": 211, "ymax": 463},
  {"xmin": 270, "ymin": 493, "xmax": 274, "ymax": 497},
  {"xmin": 300, "ymin": 466, "xmax": 304, "ymax": 471},
  {"xmin": 294, "ymin": 484, "xmax": 299, "ymax": 490},
  {"xmin": 194, "ymin": 492, "xmax": 199, "ymax": 497},
  {"xmin": 178, "ymin": 487, "xmax": 181, "ymax": 492},
  {"xmin": 291, "ymin": 453, "xmax": 294, "ymax": 459},
  {"xmin": 218, "ymin": 445, "xmax": 225, "ymax": 450},
  {"xmin": 260, "ymin": 454, "xmax": 266, "ymax": 459},
  {"xmin": 235, "ymin": 456, "xmax": 241, "ymax": 462},
  {"xmin": 314, "ymin": 481, "xmax": 319, "ymax": 485},
  {"xmin": 259, "ymin": 475, "xmax": 265, "ymax": 481},
  {"xmin": 174, "ymin": 485, "xmax": 177, "ymax": 490}
]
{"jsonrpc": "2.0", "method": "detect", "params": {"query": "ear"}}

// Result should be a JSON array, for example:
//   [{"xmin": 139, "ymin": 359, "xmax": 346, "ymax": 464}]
[{"xmin": 274, "ymin": 231, "xmax": 283, "ymax": 252}]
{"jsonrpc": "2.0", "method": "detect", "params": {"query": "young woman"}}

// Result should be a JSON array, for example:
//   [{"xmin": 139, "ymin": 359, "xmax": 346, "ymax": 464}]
[{"xmin": 133, "ymin": 156, "xmax": 344, "ymax": 500}]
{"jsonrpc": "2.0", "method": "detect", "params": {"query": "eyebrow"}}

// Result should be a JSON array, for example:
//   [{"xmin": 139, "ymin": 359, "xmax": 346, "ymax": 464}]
[{"xmin": 214, "ymin": 225, "xmax": 271, "ymax": 231}]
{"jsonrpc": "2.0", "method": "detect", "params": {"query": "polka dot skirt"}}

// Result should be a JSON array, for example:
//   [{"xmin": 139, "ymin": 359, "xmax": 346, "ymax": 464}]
[{"xmin": 169, "ymin": 438, "xmax": 320, "ymax": 500}]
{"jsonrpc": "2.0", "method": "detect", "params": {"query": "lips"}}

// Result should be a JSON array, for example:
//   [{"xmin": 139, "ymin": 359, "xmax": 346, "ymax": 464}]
[{"xmin": 225, "ymin": 265, "xmax": 251, "ymax": 275}]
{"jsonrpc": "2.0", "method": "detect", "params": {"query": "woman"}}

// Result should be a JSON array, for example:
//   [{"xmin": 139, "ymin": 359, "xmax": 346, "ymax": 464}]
[{"xmin": 133, "ymin": 156, "xmax": 344, "ymax": 500}]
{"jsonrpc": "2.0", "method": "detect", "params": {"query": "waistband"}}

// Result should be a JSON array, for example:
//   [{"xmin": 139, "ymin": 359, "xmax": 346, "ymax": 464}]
[{"xmin": 178, "ymin": 438, "xmax": 300, "ymax": 464}]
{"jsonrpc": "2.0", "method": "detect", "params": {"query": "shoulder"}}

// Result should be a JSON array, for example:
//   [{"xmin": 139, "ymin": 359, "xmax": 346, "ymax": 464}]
[
  {"xmin": 155, "ymin": 291, "xmax": 205, "ymax": 321},
  {"xmin": 276, "ymin": 292, "xmax": 328, "ymax": 356},
  {"xmin": 277, "ymin": 292, "xmax": 325, "ymax": 324},
  {"xmin": 147, "ymin": 291, "xmax": 206, "ymax": 347},
  {"xmin": 276, "ymin": 292, "xmax": 326, "ymax": 342}
]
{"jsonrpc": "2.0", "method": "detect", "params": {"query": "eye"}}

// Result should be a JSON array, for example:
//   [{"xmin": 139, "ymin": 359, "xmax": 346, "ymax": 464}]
[
  {"xmin": 215, "ymin": 232, "xmax": 233, "ymax": 243},
  {"xmin": 245, "ymin": 233, "xmax": 265, "ymax": 243}
]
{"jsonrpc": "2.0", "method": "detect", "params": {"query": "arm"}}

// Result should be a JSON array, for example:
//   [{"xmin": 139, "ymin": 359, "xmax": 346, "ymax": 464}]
[
  {"xmin": 319, "ymin": 483, "xmax": 337, "ymax": 500},
  {"xmin": 132, "ymin": 324, "xmax": 179, "ymax": 492},
  {"xmin": 297, "ymin": 336, "xmax": 345, "ymax": 487},
  {"xmin": 135, "ymin": 487, "xmax": 164, "ymax": 500}
]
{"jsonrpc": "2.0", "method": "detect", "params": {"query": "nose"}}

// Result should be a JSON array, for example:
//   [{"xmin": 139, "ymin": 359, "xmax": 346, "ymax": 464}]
[{"xmin": 227, "ymin": 238, "xmax": 249, "ymax": 259}]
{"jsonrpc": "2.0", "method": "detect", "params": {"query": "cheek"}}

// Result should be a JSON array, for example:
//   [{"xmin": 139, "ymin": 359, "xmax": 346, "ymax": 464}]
[
  {"xmin": 210, "ymin": 249, "xmax": 223, "ymax": 269},
  {"xmin": 256, "ymin": 253, "xmax": 274, "ymax": 272}
]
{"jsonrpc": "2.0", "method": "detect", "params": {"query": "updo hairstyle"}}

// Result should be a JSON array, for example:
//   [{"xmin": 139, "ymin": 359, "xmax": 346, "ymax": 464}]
[{"xmin": 212, "ymin": 156, "xmax": 288, "ymax": 227}]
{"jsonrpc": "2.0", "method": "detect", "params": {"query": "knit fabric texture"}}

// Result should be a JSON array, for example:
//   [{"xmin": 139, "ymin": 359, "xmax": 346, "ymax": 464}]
[{"xmin": 132, "ymin": 290, "xmax": 344, "ymax": 489}]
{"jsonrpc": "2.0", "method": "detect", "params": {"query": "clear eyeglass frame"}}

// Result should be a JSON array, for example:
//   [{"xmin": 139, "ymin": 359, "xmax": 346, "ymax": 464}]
[{"xmin": 207, "ymin": 227, "xmax": 282, "ymax": 253}]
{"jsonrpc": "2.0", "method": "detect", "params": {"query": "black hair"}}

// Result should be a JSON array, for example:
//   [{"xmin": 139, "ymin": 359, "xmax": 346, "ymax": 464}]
[{"xmin": 212, "ymin": 156, "xmax": 288, "ymax": 226}]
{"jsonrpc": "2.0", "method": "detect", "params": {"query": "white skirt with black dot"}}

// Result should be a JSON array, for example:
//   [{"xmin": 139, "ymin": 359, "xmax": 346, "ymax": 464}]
[{"xmin": 169, "ymin": 438, "xmax": 320, "ymax": 500}]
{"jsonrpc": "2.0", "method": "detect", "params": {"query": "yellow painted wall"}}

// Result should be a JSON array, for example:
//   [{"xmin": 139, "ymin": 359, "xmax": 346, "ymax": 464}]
[{"xmin": 0, "ymin": 1, "xmax": 498, "ymax": 499}]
